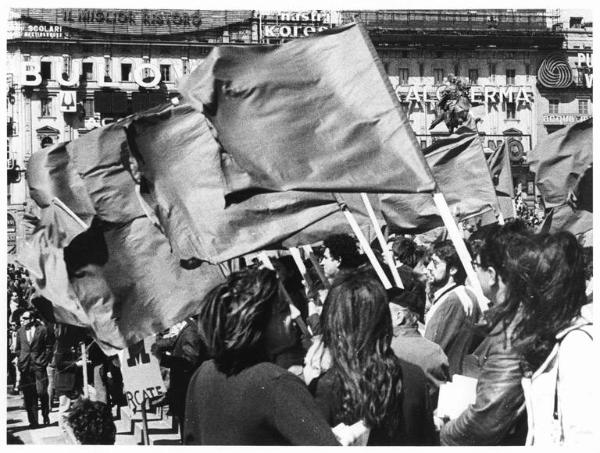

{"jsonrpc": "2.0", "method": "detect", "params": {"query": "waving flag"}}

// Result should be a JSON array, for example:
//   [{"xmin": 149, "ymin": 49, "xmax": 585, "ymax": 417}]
[{"xmin": 180, "ymin": 23, "xmax": 435, "ymax": 195}]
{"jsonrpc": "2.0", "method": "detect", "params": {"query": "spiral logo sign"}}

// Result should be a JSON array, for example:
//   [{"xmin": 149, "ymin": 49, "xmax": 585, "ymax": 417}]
[{"xmin": 538, "ymin": 54, "xmax": 573, "ymax": 88}]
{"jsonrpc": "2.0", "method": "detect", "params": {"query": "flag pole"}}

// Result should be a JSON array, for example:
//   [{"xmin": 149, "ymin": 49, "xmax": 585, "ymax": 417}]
[
  {"xmin": 360, "ymin": 193, "xmax": 404, "ymax": 289},
  {"xmin": 52, "ymin": 197, "xmax": 89, "ymax": 230},
  {"xmin": 432, "ymin": 192, "xmax": 488, "ymax": 310},
  {"xmin": 258, "ymin": 251, "xmax": 311, "ymax": 338},
  {"xmin": 303, "ymin": 245, "xmax": 331, "ymax": 290},
  {"xmin": 336, "ymin": 201, "xmax": 392, "ymax": 290},
  {"xmin": 80, "ymin": 342, "xmax": 89, "ymax": 399}
]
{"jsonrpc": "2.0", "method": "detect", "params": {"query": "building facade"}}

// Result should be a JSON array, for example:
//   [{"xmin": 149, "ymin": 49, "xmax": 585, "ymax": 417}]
[{"xmin": 6, "ymin": 9, "xmax": 592, "ymax": 256}]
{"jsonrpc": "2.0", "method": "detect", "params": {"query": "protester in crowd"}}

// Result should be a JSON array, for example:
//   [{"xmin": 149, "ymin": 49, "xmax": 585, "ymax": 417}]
[
  {"xmin": 388, "ymin": 288, "xmax": 449, "ymax": 403},
  {"xmin": 391, "ymin": 236, "xmax": 428, "ymax": 320},
  {"xmin": 53, "ymin": 323, "xmax": 87, "ymax": 429},
  {"xmin": 320, "ymin": 234, "xmax": 363, "ymax": 286},
  {"xmin": 518, "ymin": 232, "xmax": 593, "ymax": 446},
  {"xmin": 15, "ymin": 309, "xmax": 55, "ymax": 428},
  {"xmin": 440, "ymin": 222, "xmax": 533, "ymax": 445},
  {"xmin": 153, "ymin": 315, "xmax": 207, "ymax": 437},
  {"xmin": 307, "ymin": 270, "xmax": 436, "ymax": 445},
  {"xmin": 66, "ymin": 399, "xmax": 116, "ymax": 445},
  {"xmin": 183, "ymin": 267, "xmax": 338, "ymax": 445},
  {"xmin": 424, "ymin": 240, "xmax": 481, "ymax": 376}
]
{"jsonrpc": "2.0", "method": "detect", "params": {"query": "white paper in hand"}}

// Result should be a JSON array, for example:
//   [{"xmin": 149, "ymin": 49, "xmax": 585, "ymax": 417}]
[
  {"xmin": 332, "ymin": 421, "xmax": 370, "ymax": 446},
  {"xmin": 437, "ymin": 374, "xmax": 478, "ymax": 420}
]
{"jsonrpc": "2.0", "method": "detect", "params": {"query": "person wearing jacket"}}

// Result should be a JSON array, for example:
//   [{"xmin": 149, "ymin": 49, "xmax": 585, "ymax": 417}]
[
  {"xmin": 15, "ymin": 310, "xmax": 55, "ymax": 428},
  {"xmin": 440, "ymin": 221, "xmax": 532, "ymax": 445},
  {"xmin": 518, "ymin": 232, "xmax": 594, "ymax": 446}
]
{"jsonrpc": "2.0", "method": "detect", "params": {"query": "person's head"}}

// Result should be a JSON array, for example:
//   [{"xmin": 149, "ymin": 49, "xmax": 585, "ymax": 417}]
[
  {"xmin": 387, "ymin": 288, "xmax": 422, "ymax": 328},
  {"xmin": 321, "ymin": 234, "xmax": 362, "ymax": 279},
  {"xmin": 66, "ymin": 399, "xmax": 116, "ymax": 445},
  {"xmin": 20, "ymin": 310, "xmax": 34, "ymax": 327},
  {"xmin": 514, "ymin": 231, "xmax": 588, "ymax": 369},
  {"xmin": 321, "ymin": 269, "xmax": 401, "ymax": 430},
  {"xmin": 427, "ymin": 240, "xmax": 466, "ymax": 289},
  {"xmin": 197, "ymin": 267, "xmax": 292, "ymax": 374},
  {"xmin": 392, "ymin": 237, "xmax": 420, "ymax": 268},
  {"xmin": 473, "ymin": 220, "xmax": 532, "ymax": 306}
]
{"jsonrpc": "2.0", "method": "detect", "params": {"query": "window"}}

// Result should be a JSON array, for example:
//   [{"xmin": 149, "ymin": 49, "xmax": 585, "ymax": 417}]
[
  {"xmin": 525, "ymin": 64, "xmax": 530, "ymax": 79},
  {"xmin": 420, "ymin": 140, "xmax": 427, "ymax": 149},
  {"xmin": 434, "ymin": 68, "xmax": 444, "ymax": 84},
  {"xmin": 383, "ymin": 62, "xmax": 390, "ymax": 74},
  {"xmin": 82, "ymin": 62, "xmax": 94, "ymax": 81},
  {"xmin": 548, "ymin": 99, "xmax": 559, "ymax": 114},
  {"xmin": 506, "ymin": 101, "xmax": 516, "ymax": 120},
  {"xmin": 506, "ymin": 69, "xmax": 516, "ymax": 85},
  {"xmin": 182, "ymin": 58, "xmax": 190, "ymax": 76},
  {"xmin": 578, "ymin": 99, "xmax": 589, "ymax": 114},
  {"xmin": 399, "ymin": 68, "xmax": 409, "ymax": 85},
  {"xmin": 454, "ymin": 64, "xmax": 460, "ymax": 77},
  {"xmin": 83, "ymin": 98, "xmax": 95, "ymax": 118},
  {"xmin": 121, "ymin": 63, "xmax": 133, "ymax": 82},
  {"xmin": 468, "ymin": 69, "xmax": 479, "ymax": 84},
  {"xmin": 419, "ymin": 63, "xmax": 424, "ymax": 78},
  {"xmin": 160, "ymin": 65, "xmax": 171, "ymax": 82},
  {"xmin": 40, "ymin": 61, "xmax": 52, "ymax": 80},
  {"xmin": 488, "ymin": 63, "xmax": 496, "ymax": 81},
  {"xmin": 41, "ymin": 97, "xmax": 52, "ymax": 117}
]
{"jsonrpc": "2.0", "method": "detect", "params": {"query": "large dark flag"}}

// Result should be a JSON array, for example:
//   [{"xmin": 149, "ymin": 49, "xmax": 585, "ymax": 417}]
[
  {"xmin": 382, "ymin": 133, "xmax": 501, "ymax": 233},
  {"xmin": 180, "ymin": 23, "xmax": 436, "ymax": 195},
  {"xmin": 21, "ymin": 131, "xmax": 226, "ymax": 353},
  {"xmin": 530, "ymin": 118, "xmax": 592, "ymax": 241},
  {"xmin": 127, "ymin": 103, "xmax": 380, "ymax": 264},
  {"xmin": 487, "ymin": 140, "xmax": 516, "ymax": 219}
]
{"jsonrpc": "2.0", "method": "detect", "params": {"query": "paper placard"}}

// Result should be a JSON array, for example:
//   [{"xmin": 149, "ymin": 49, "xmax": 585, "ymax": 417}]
[
  {"xmin": 118, "ymin": 335, "xmax": 166, "ymax": 412},
  {"xmin": 437, "ymin": 374, "xmax": 478, "ymax": 420}
]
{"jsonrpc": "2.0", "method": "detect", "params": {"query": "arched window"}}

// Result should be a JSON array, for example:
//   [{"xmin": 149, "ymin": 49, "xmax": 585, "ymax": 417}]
[{"xmin": 41, "ymin": 136, "xmax": 54, "ymax": 148}]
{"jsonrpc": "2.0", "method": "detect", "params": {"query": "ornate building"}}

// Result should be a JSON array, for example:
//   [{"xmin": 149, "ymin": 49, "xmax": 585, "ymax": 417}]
[{"xmin": 6, "ymin": 9, "xmax": 592, "ymax": 256}]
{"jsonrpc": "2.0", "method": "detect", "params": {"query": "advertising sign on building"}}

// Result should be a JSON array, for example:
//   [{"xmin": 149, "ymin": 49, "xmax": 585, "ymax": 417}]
[
  {"xmin": 542, "ymin": 113, "xmax": 592, "ymax": 125},
  {"xmin": 7, "ymin": 214, "xmax": 17, "ymax": 255},
  {"xmin": 59, "ymin": 91, "xmax": 77, "ymax": 112},
  {"xmin": 395, "ymin": 85, "xmax": 535, "ymax": 105},
  {"xmin": 118, "ymin": 335, "xmax": 166, "ymax": 413}
]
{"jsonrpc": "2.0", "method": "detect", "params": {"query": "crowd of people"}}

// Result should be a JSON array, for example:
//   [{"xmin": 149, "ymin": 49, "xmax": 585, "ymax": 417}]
[{"xmin": 7, "ymin": 215, "xmax": 594, "ymax": 446}]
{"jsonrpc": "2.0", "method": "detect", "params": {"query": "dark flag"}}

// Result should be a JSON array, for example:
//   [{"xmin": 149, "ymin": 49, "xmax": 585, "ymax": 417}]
[
  {"xmin": 487, "ymin": 140, "xmax": 515, "ymax": 219},
  {"xmin": 21, "ymin": 126, "xmax": 226, "ymax": 353},
  {"xmin": 127, "ymin": 103, "xmax": 379, "ymax": 263},
  {"xmin": 530, "ymin": 118, "xmax": 592, "ymax": 241},
  {"xmin": 382, "ymin": 133, "xmax": 501, "ymax": 233},
  {"xmin": 180, "ymin": 23, "xmax": 436, "ymax": 195}
]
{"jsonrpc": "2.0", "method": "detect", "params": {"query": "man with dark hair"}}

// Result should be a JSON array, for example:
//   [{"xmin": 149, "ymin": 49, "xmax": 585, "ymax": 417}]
[
  {"xmin": 15, "ymin": 310, "xmax": 55, "ymax": 428},
  {"xmin": 391, "ymin": 237, "xmax": 427, "ymax": 320},
  {"xmin": 321, "ymin": 234, "xmax": 362, "ymax": 286},
  {"xmin": 66, "ymin": 399, "xmax": 116, "ymax": 444},
  {"xmin": 424, "ymin": 240, "xmax": 481, "ymax": 376},
  {"xmin": 388, "ymin": 289, "xmax": 449, "ymax": 402}
]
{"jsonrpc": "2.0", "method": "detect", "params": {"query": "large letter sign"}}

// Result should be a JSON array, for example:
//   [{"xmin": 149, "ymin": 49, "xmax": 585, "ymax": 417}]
[
  {"xmin": 118, "ymin": 335, "xmax": 166, "ymax": 413},
  {"xmin": 134, "ymin": 63, "xmax": 162, "ymax": 88}
]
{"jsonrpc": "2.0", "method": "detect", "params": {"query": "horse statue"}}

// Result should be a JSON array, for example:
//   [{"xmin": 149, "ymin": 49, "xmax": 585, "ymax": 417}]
[{"xmin": 430, "ymin": 75, "xmax": 481, "ymax": 134}]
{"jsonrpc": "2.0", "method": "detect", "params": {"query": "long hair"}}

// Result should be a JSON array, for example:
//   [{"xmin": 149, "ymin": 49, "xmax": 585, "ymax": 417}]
[
  {"xmin": 197, "ymin": 267, "xmax": 279, "ymax": 375},
  {"xmin": 321, "ymin": 270, "xmax": 402, "ymax": 432},
  {"xmin": 514, "ymin": 232, "xmax": 587, "ymax": 369},
  {"xmin": 479, "ymin": 222, "xmax": 536, "ymax": 334}
]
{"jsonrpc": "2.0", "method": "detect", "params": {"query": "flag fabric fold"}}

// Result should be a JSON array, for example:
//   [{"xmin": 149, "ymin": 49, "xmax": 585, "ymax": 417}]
[
  {"xmin": 180, "ymin": 23, "xmax": 436, "ymax": 195},
  {"xmin": 529, "ymin": 118, "xmax": 592, "ymax": 208},
  {"xmin": 382, "ymin": 133, "xmax": 501, "ymax": 233},
  {"xmin": 487, "ymin": 140, "xmax": 516, "ymax": 219},
  {"xmin": 127, "ymin": 103, "xmax": 379, "ymax": 263}
]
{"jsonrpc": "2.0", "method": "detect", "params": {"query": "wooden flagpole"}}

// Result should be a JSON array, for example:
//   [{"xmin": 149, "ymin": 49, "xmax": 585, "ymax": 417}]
[
  {"xmin": 336, "ymin": 201, "xmax": 392, "ymax": 290},
  {"xmin": 432, "ymin": 192, "xmax": 488, "ymax": 310},
  {"xmin": 360, "ymin": 193, "xmax": 404, "ymax": 289}
]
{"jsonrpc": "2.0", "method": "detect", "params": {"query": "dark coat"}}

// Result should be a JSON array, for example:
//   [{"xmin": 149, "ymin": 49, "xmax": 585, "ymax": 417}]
[
  {"xmin": 53, "ymin": 324, "xmax": 87, "ymax": 395},
  {"xmin": 184, "ymin": 360, "xmax": 339, "ymax": 445},
  {"xmin": 440, "ymin": 316, "xmax": 528, "ymax": 446},
  {"xmin": 310, "ymin": 358, "xmax": 437, "ymax": 446},
  {"xmin": 15, "ymin": 323, "xmax": 55, "ymax": 373}
]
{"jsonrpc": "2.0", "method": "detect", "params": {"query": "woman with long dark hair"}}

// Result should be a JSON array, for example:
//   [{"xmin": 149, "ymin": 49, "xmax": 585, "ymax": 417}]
[
  {"xmin": 440, "ymin": 221, "xmax": 534, "ymax": 445},
  {"xmin": 308, "ymin": 269, "xmax": 435, "ymax": 445},
  {"xmin": 183, "ymin": 267, "xmax": 338, "ymax": 445},
  {"xmin": 517, "ymin": 232, "xmax": 593, "ymax": 445}
]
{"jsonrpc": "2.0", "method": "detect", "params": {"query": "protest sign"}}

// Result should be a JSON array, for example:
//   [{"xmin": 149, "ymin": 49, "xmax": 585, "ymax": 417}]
[{"xmin": 118, "ymin": 335, "xmax": 166, "ymax": 413}]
